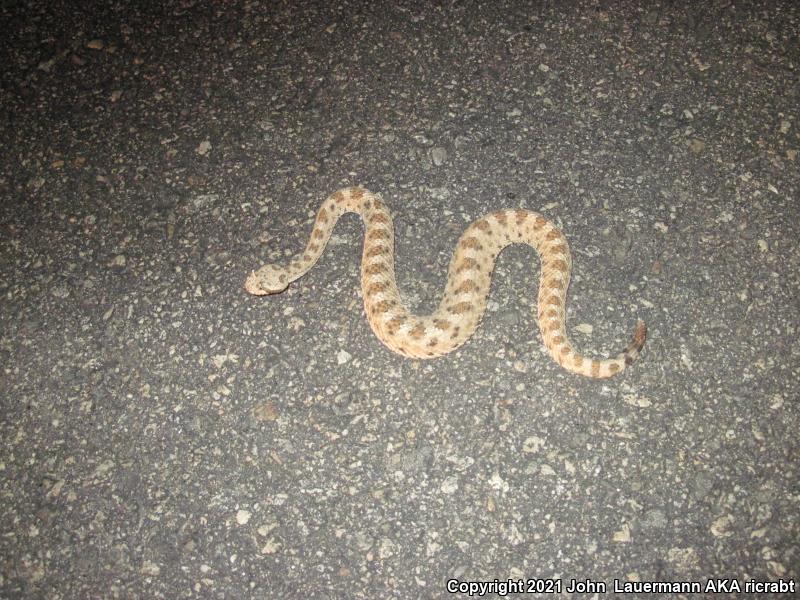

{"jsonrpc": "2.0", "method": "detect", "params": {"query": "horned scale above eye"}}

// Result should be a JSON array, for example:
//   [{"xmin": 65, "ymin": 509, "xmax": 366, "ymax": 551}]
[{"xmin": 245, "ymin": 187, "xmax": 646, "ymax": 378}]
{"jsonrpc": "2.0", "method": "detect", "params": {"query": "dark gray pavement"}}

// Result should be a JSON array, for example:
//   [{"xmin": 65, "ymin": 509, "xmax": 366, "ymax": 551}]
[{"xmin": 1, "ymin": 1, "xmax": 798, "ymax": 598}]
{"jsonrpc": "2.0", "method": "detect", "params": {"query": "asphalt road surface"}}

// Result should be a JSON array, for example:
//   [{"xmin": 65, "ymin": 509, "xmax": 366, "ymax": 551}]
[{"xmin": 1, "ymin": 1, "xmax": 798, "ymax": 598}]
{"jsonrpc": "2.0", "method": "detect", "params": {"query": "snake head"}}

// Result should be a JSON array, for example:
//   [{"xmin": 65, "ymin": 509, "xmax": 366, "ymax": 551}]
[{"xmin": 244, "ymin": 265, "xmax": 289, "ymax": 296}]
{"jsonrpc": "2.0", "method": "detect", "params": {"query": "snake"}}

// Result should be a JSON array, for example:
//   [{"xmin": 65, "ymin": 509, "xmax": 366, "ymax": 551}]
[{"xmin": 245, "ymin": 187, "xmax": 646, "ymax": 378}]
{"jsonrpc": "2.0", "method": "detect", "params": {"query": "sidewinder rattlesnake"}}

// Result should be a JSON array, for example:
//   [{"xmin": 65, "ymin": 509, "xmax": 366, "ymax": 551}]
[{"xmin": 245, "ymin": 187, "xmax": 646, "ymax": 378}]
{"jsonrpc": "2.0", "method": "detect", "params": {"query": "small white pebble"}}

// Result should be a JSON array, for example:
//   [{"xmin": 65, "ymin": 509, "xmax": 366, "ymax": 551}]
[
  {"xmin": 522, "ymin": 436, "xmax": 545, "ymax": 453},
  {"xmin": 440, "ymin": 476, "xmax": 458, "ymax": 494},
  {"xmin": 613, "ymin": 523, "xmax": 631, "ymax": 543}
]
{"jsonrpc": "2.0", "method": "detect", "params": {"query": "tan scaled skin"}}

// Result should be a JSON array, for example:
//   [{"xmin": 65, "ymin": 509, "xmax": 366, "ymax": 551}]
[{"xmin": 245, "ymin": 187, "xmax": 646, "ymax": 378}]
